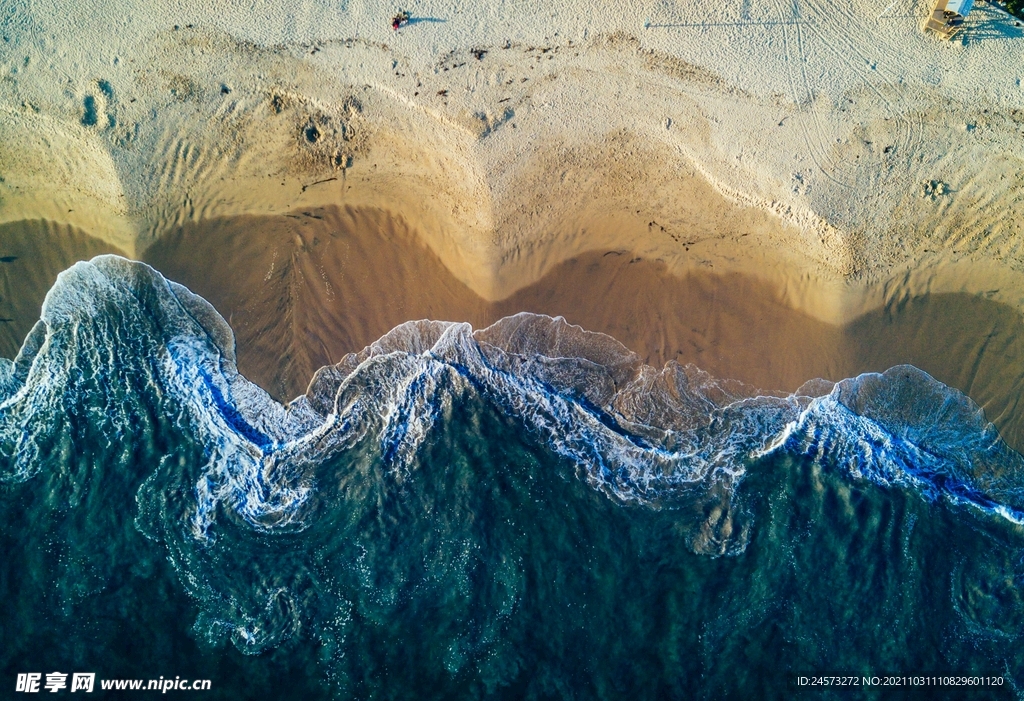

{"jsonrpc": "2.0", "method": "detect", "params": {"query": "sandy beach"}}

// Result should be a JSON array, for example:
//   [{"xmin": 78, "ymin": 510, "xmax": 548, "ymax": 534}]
[{"xmin": 1, "ymin": 0, "xmax": 1022, "ymax": 423}]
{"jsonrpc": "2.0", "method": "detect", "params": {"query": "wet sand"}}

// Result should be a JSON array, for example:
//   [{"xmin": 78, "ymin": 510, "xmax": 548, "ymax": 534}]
[
  {"xmin": 143, "ymin": 207, "xmax": 493, "ymax": 401},
  {"xmin": 502, "ymin": 252, "xmax": 1024, "ymax": 451},
  {"xmin": 4, "ymin": 207, "xmax": 1024, "ymax": 451},
  {"xmin": 0, "ymin": 220, "xmax": 122, "ymax": 360}
]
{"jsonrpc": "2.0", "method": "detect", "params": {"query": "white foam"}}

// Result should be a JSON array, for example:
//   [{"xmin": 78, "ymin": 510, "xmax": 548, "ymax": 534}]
[{"xmin": 3, "ymin": 256, "xmax": 1024, "ymax": 561}]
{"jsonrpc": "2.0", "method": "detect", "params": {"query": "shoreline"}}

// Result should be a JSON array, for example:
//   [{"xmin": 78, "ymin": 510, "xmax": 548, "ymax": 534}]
[
  {"xmin": 2, "ymin": 3, "xmax": 1021, "ymax": 448},
  {"xmin": 4, "ymin": 208, "xmax": 1024, "ymax": 452}
]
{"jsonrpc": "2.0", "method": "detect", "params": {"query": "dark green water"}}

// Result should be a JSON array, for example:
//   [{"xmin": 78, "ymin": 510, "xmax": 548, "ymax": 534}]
[{"xmin": 2, "ymin": 256, "xmax": 1024, "ymax": 699}]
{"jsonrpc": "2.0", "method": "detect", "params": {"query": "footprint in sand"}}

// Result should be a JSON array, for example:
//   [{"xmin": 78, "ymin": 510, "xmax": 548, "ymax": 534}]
[{"xmin": 81, "ymin": 79, "xmax": 115, "ymax": 129}]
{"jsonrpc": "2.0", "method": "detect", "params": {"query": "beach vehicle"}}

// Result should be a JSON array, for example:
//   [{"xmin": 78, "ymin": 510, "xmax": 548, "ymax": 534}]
[{"xmin": 925, "ymin": 0, "xmax": 973, "ymax": 38}]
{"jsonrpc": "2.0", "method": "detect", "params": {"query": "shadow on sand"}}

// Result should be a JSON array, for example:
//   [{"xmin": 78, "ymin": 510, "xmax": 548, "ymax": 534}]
[{"xmin": 406, "ymin": 16, "xmax": 447, "ymax": 26}]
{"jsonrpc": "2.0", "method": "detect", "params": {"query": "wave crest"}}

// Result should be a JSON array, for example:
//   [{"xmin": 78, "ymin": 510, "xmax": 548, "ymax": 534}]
[{"xmin": 3, "ymin": 255, "xmax": 1024, "ymax": 658}]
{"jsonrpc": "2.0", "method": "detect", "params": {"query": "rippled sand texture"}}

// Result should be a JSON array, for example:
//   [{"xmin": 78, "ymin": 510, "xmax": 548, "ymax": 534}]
[
  {"xmin": 144, "ymin": 207, "xmax": 493, "ymax": 400},
  {"xmin": 2, "ymin": 13, "xmax": 1022, "ymax": 330}
]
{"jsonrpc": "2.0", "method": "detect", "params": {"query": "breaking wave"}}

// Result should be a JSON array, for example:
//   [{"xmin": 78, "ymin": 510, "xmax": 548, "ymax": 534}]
[{"xmin": 2, "ymin": 255, "xmax": 1023, "ymax": 662}]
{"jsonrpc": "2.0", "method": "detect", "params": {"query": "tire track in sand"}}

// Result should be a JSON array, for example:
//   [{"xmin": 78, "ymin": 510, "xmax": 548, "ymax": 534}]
[
  {"xmin": 799, "ymin": 0, "xmax": 924, "ymax": 171},
  {"xmin": 774, "ymin": 0, "xmax": 923, "ymax": 187},
  {"xmin": 774, "ymin": 0, "xmax": 857, "ymax": 188}
]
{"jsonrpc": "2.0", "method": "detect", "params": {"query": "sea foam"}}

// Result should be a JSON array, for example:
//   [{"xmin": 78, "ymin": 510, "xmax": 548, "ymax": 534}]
[{"xmin": 2, "ymin": 255, "xmax": 1022, "ymax": 564}]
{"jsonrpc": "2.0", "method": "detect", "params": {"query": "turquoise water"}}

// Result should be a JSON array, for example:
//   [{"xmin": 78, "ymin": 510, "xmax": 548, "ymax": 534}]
[{"xmin": 2, "ymin": 255, "xmax": 1024, "ymax": 699}]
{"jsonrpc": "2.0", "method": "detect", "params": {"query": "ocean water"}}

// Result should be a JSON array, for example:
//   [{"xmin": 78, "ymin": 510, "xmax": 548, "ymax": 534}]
[{"xmin": 2, "ymin": 255, "xmax": 1024, "ymax": 699}]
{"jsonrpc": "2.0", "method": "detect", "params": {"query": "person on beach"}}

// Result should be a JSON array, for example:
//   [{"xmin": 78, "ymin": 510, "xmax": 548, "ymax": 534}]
[{"xmin": 392, "ymin": 10, "xmax": 410, "ymax": 30}]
